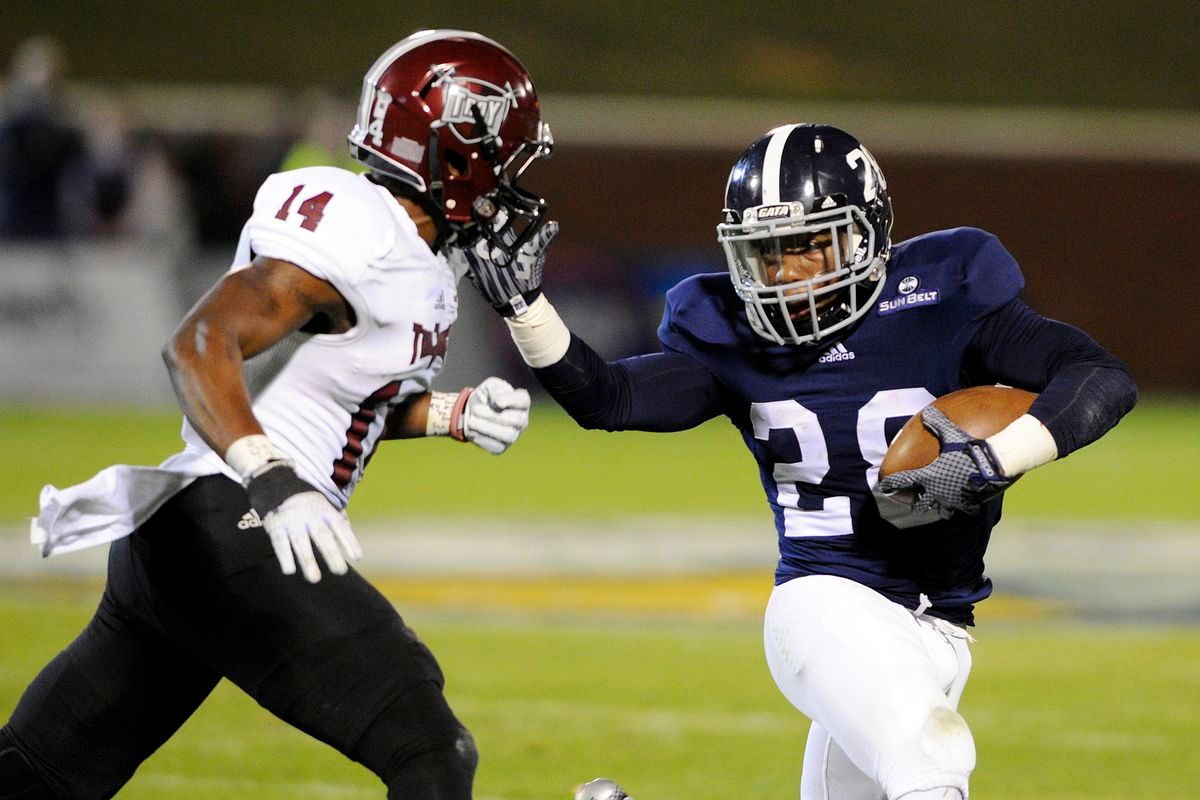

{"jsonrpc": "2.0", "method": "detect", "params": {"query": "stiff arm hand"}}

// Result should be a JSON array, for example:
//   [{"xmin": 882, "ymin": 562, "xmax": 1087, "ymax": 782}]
[{"xmin": 452, "ymin": 218, "xmax": 559, "ymax": 317}]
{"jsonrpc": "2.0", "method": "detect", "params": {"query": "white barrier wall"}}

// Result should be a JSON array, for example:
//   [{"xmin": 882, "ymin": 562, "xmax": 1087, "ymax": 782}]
[
  {"xmin": 0, "ymin": 243, "xmax": 529, "ymax": 405},
  {"xmin": 0, "ymin": 243, "xmax": 647, "ymax": 404},
  {"xmin": 0, "ymin": 243, "xmax": 185, "ymax": 404}
]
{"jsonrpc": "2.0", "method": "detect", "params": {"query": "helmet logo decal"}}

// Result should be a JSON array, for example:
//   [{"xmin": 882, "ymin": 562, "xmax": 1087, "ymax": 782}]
[
  {"xmin": 432, "ymin": 64, "xmax": 517, "ymax": 144},
  {"xmin": 845, "ymin": 147, "xmax": 885, "ymax": 202},
  {"xmin": 389, "ymin": 136, "xmax": 425, "ymax": 164},
  {"xmin": 368, "ymin": 89, "xmax": 393, "ymax": 146},
  {"xmin": 756, "ymin": 204, "xmax": 792, "ymax": 220}
]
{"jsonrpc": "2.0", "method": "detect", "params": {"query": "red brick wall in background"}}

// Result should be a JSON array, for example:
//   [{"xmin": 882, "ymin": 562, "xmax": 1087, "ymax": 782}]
[{"xmin": 537, "ymin": 146, "xmax": 1196, "ymax": 392}]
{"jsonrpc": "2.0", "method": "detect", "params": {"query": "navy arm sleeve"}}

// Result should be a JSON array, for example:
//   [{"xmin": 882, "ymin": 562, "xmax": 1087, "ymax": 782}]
[
  {"xmin": 962, "ymin": 298, "xmax": 1138, "ymax": 457},
  {"xmin": 530, "ymin": 333, "xmax": 726, "ymax": 432}
]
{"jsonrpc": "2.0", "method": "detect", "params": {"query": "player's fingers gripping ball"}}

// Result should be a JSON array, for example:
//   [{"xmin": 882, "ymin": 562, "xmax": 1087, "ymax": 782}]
[{"xmin": 875, "ymin": 386, "xmax": 1034, "ymax": 528}]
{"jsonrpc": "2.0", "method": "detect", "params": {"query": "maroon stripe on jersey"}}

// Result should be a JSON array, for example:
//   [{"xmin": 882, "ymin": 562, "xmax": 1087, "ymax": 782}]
[{"xmin": 332, "ymin": 381, "xmax": 403, "ymax": 489}]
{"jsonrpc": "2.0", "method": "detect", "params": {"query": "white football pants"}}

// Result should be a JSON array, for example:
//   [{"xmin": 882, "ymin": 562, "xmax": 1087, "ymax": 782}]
[{"xmin": 763, "ymin": 575, "xmax": 975, "ymax": 800}]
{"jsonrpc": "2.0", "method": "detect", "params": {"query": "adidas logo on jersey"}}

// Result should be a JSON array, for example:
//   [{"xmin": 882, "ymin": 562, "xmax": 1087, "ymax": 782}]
[
  {"xmin": 237, "ymin": 510, "xmax": 263, "ymax": 530},
  {"xmin": 818, "ymin": 342, "xmax": 856, "ymax": 363}
]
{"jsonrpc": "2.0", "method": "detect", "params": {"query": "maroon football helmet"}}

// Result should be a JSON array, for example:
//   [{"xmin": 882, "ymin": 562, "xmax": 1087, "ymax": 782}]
[{"xmin": 348, "ymin": 29, "xmax": 553, "ymax": 255}]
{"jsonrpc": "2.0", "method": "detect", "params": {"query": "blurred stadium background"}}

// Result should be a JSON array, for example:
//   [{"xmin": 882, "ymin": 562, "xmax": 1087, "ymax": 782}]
[{"xmin": 1, "ymin": 3, "xmax": 1197, "ymax": 798}]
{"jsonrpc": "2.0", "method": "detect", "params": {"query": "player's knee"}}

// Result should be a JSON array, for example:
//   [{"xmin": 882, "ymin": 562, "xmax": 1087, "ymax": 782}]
[
  {"xmin": 382, "ymin": 724, "xmax": 477, "ymax": 800},
  {"xmin": 0, "ymin": 728, "xmax": 56, "ymax": 800},
  {"xmin": 918, "ymin": 707, "xmax": 974, "ymax": 777},
  {"xmin": 886, "ymin": 707, "xmax": 974, "ymax": 800},
  {"xmin": 356, "ymin": 681, "xmax": 477, "ymax": 800}
]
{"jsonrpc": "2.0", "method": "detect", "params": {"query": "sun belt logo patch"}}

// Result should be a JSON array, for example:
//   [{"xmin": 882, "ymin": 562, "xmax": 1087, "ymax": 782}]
[
  {"xmin": 433, "ymin": 64, "xmax": 517, "ymax": 145},
  {"xmin": 878, "ymin": 275, "xmax": 940, "ymax": 315}
]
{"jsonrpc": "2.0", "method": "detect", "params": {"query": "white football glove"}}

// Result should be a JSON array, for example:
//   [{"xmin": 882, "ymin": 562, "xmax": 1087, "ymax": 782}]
[
  {"xmin": 244, "ymin": 460, "xmax": 363, "ymax": 582},
  {"xmin": 461, "ymin": 376, "xmax": 531, "ymax": 455}
]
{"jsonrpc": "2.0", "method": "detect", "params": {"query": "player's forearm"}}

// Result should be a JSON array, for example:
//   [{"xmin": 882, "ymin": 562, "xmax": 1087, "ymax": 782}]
[
  {"xmin": 1028, "ymin": 361, "xmax": 1138, "ymax": 458},
  {"xmin": 380, "ymin": 391, "xmax": 468, "ymax": 440},
  {"xmin": 162, "ymin": 323, "xmax": 263, "ymax": 456},
  {"xmin": 966, "ymin": 298, "xmax": 1138, "ymax": 460},
  {"xmin": 381, "ymin": 392, "xmax": 432, "ymax": 439}
]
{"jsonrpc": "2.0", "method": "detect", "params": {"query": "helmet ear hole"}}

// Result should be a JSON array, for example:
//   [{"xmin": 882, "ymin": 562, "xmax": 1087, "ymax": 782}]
[{"xmin": 443, "ymin": 148, "xmax": 470, "ymax": 178}]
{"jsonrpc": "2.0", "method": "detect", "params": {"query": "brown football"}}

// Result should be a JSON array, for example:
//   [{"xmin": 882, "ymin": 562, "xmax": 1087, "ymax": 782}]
[{"xmin": 879, "ymin": 385, "xmax": 1037, "ymax": 504}]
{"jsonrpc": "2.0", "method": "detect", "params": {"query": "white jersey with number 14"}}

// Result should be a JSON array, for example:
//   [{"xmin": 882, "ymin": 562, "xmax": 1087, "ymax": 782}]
[{"xmin": 169, "ymin": 166, "xmax": 460, "ymax": 507}]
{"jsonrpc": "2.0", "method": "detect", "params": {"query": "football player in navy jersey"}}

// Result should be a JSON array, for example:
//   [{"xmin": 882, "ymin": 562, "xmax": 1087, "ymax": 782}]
[
  {"xmin": 1, "ymin": 31, "xmax": 553, "ymax": 800},
  {"xmin": 457, "ymin": 123, "xmax": 1137, "ymax": 800}
]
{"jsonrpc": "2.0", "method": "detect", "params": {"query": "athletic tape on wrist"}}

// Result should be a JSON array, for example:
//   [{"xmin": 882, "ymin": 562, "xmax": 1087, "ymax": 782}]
[
  {"xmin": 504, "ymin": 294, "xmax": 571, "ymax": 368},
  {"xmin": 225, "ymin": 434, "xmax": 284, "ymax": 480},
  {"xmin": 428, "ymin": 388, "xmax": 474, "ymax": 440}
]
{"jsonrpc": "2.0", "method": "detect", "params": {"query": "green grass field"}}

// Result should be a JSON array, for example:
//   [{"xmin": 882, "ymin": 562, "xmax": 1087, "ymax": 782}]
[
  {"xmin": 2, "ymin": 395, "xmax": 1198, "ymax": 522},
  {"xmin": 2, "ymin": 399, "xmax": 1198, "ymax": 797},
  {"xmin": 1, "ymin": 577, "xmax": 1197, "ymax": 799}
]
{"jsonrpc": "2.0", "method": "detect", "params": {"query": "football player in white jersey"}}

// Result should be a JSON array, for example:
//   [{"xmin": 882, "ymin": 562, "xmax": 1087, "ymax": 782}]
[{"xmin": 2, "ymin": 30, "xmax": 552, "ymax": 800}]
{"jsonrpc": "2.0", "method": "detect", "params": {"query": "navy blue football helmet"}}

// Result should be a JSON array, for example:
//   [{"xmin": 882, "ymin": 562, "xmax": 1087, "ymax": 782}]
[{"xmin": 717, "ymin": 123, "xmax": 893, "ymax": 345}]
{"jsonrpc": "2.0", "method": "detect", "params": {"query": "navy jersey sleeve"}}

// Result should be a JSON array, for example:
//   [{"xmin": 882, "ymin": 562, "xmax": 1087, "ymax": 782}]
[
  {"xmin": 530, "ymin": 278, "xmax": 732, "ymax": 431},
  {"xmin": 963, "ymin": 298, "xmax": 1138, "ymax": 457},
  {"xmin": 530, "ymin": 334, "xmax": 725, "ymax": 432}
]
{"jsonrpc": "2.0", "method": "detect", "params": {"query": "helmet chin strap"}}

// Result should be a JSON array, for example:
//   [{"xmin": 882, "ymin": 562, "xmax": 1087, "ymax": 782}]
[{"xmin": 422, "ymin": 125, "xmax": 455, "ymax": 253}]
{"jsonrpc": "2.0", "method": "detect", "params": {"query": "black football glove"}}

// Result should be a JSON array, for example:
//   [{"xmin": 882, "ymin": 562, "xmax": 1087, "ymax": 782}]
[
  {"xmin": 876, "ymin": 406, "xmax": 1013, "ymax": 520},
  {"xmin": 453, "ymin": 217, "xmax": 558, "ymax": 317}
]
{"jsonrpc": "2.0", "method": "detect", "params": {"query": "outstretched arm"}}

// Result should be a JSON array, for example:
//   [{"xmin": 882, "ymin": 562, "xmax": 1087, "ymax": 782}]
[
  {"xmin": 452, "ymin": 220, "xmax": 726, "ymax": 432},
  {"xmin": 526, "ymin": 327, "xmax": 725, "ymax": 432}
]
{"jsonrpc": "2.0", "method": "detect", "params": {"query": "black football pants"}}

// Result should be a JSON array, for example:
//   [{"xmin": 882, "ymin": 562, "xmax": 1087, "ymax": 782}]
[{"xmin": 1, "ymin": 476, "xmax": 475, "ymax": 800}]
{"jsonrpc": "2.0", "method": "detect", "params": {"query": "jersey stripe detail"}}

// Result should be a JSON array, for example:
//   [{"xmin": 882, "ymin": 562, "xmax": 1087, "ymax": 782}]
[{"xmin": 331, "ymin": 381, "xmax": 403, "ymax": 489}]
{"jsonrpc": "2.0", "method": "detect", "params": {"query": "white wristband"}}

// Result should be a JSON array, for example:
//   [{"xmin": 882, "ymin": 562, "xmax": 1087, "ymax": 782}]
[
  {"xmin": 985, "ymin": 414, "xmax": 1058, "ymax": 477},
  {"xmin": 225, "ymin": 434, "xmax": 285, "ymax": 480},
  {"xmin": 504, "ymin": 294, "xmax": 571, "ymax": 368}
]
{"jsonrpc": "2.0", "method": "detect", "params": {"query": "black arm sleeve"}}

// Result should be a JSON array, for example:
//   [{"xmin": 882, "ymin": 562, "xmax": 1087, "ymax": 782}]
[
  {"xmin": 962, "ymin": 298, "xmax": 1138, "ymax": 457},
  {"xmin": 530, "ymin": 333, "xmax": 726, "ymax": 432}
]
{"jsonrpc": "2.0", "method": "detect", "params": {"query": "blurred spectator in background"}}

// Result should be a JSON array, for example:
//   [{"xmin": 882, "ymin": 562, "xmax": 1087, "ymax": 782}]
[
  {"xmin": 0, "ymin": 35, "xmax": 133, "ymax": 240},
  {"xmin": 121, "ymin": 132, "xmax": 195, "ymax": 250},
  {"xmin": 0, "ymin": 36, "xmax": 83, "ymax": 239},
  {"xmin": 75, "ymin": 93, "xmax": 134, "ymax": 237},
  {"xmin": 278, "ymin": 87, "xmax": 361, "ymax": 173}
]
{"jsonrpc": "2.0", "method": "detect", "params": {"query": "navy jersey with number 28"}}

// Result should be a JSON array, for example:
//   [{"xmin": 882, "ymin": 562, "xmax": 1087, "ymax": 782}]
[{"xmin": 658, "ymin": 227, "xmax": 1024, "ymax": 625}]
